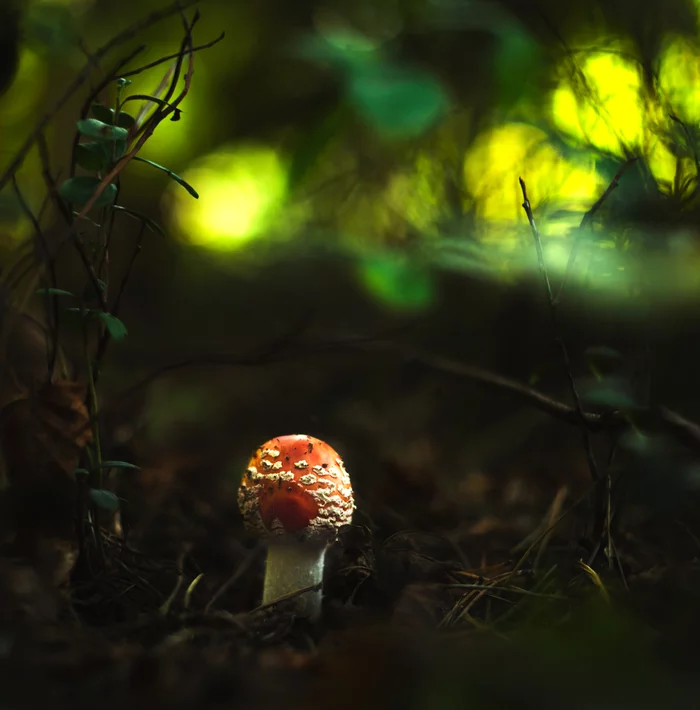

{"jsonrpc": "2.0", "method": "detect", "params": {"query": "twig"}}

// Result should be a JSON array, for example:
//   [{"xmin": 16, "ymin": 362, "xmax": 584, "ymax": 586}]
[
  {"xmin": 34, "ymin": 133, "xmax": 67, "ymax": 374},
  {"xmin": 68, "ymin": 9, "xmax": 199, "ymax": 220},
  {"xmin": 0, "ymin": 0, "xmax": 203, "ymax": 194},
  {"xmin": 36, "ymin": 130, "xmax": 109, "ymax": 314},
  {"xmin": 520, "ymin": 177, "xmax": 600, "ymax": 482},
  {"xmin": 118, "ymin": 32, "xmax": 224, "ymax": 79},
  {"xmin": 444, "ymin": 583, "xmax": 565, "ymax": 600},
  {"xmin": 93, "ymin": 217, "xmax": 148, "ymax": 379}
]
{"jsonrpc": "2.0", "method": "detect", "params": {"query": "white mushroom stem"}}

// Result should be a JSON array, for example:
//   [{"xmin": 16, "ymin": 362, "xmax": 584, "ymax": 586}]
[{"xmin": 262, "ymin": 537, "xmax": 328, "ymax": 619}]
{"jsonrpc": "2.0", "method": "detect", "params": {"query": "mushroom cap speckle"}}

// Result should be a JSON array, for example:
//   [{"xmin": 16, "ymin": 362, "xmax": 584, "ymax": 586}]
[{"xmin": 237, "ymin": 434, "xmax": 355, "ymax": 543}]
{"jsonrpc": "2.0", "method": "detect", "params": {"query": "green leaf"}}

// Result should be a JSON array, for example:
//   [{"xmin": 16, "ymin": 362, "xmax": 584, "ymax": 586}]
[
  {"xmin": 77, "ymin": 118, "xmax": 128, "ymax": 142},
  {"xmin": 36, "ymin": 288, "xmax": 75, "ymax": 297},
  {"xmin": 76, "ymin": 141, "xmax": 111, "ymax": 171},
  {"xmin": 348, "ymin": 65, "xmax": 449, "ymax": 139},
  {"xmin": 132, "ymin": 156, "xmax": 199, "ymax": 198},
  {"xmin": 114, "ymin": 138, "xmax": 128, "ymax": 160},
  {"xmin": 89, "ymin": 488, "xmax": 120, "ymax": 512},
  {"xmin": 115, "ymin": 112, "xmax": 136, "ymax": 129},
  {"xmin": 91, "ymin": 102, "xmax": 136, "ymax": 129},
  {"xmin": 59, "ymin": 176, "xmax": 117, "ymax": 208},
  {"xmin": 91, "ymin": 103, "xmax": 115, "ymax": 124},
  {"xmin": 100, "ymin": 460, "xmax": 140, "ymax": 471},
  {"xmin": 74, "ymin": 467, "xmax": 90, "ymax": 477},
  {"xmin": 98, "ymin": 312, "xmax": 128, "ymax": 341}
]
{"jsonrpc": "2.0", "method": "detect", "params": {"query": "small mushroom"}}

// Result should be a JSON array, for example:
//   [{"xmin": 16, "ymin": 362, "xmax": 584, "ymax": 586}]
[{"xmin": 238, "ymin": 434, "xmax": 355, "ymax": 619}]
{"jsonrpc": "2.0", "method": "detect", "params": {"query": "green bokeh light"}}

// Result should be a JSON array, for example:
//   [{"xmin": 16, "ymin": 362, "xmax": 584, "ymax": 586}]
[
  {"xmin": 356, "ymin": 251, "xmax": 435, "ymax": 312},
  {"xmin": 167, "ymin": 144, "xmax": 288, "ymax": 251},
  {"xmin": 462, "ymin": 122, "xmax": 603, "ymax": 231}
]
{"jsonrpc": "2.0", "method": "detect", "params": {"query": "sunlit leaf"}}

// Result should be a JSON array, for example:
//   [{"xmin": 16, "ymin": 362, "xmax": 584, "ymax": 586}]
[
  {"xmin": 77, "ymin": 118, "xmax": 128, "ymax": 142},
  {"xmin": 133, "ymin": 156, "xmax": 199, "ymax": 198},
  {"xmin": 59, "ymin": 176, "xmax": 117, "ymax": 208}
]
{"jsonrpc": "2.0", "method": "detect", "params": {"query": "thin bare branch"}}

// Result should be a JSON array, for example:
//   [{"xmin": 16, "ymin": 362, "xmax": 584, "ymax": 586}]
[
  {"xmin": 519, "ymin": 177, "xmax": 600, "ymax": 483},
  {"xmin": 118, "ymin": 31, "xmax": 224, "ymax": 79}
]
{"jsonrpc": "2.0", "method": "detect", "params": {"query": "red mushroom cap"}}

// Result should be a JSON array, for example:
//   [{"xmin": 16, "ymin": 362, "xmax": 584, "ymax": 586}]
[{"xmin": 238, "ymin": 434, "xmax": 355, "ymax": 542}]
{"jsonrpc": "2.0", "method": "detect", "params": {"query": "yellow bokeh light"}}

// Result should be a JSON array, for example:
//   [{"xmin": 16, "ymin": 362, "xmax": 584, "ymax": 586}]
[
  {"xmin": 658, "ymin": 36, "xmax": 700, "ymax": 122},
  {"xmin": 167, "ymin": 145, "xmax": 288, "ymax": 251},
  {"xmin": 463, "ymin": 122, "xmax": 602, "ymax": 231},
  {"xmin": 551, "ymin": 46, "xmax": 645, "ymax": 155}
]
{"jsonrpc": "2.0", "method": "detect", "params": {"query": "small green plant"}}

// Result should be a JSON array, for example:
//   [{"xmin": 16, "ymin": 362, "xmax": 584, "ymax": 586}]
[{"xmin": 0, "ymin": 1, "xmax": 223, "ymax": 571}]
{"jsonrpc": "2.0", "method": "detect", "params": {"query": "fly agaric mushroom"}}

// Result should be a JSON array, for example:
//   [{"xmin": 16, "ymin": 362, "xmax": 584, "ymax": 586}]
[{"xmin": 237, "ymin": 434, "xmax": 354, "ymax": 619}]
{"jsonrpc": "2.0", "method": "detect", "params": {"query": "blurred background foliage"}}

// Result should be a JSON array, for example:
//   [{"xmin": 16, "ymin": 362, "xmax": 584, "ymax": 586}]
[{"xmin": 5, "ymin": 0, "xmax": 700, "ymax": 309}]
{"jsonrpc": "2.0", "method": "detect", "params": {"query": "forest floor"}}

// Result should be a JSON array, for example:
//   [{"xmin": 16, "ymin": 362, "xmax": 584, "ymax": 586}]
[{"xmin": 1, "ymin": 343, "xmax": 700, "ymax": 710}]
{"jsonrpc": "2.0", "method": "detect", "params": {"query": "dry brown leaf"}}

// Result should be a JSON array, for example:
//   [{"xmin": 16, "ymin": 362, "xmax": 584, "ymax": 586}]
[{"xmin": 2, "ymin": 379, "xmax": 93, "ymax": 481}]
